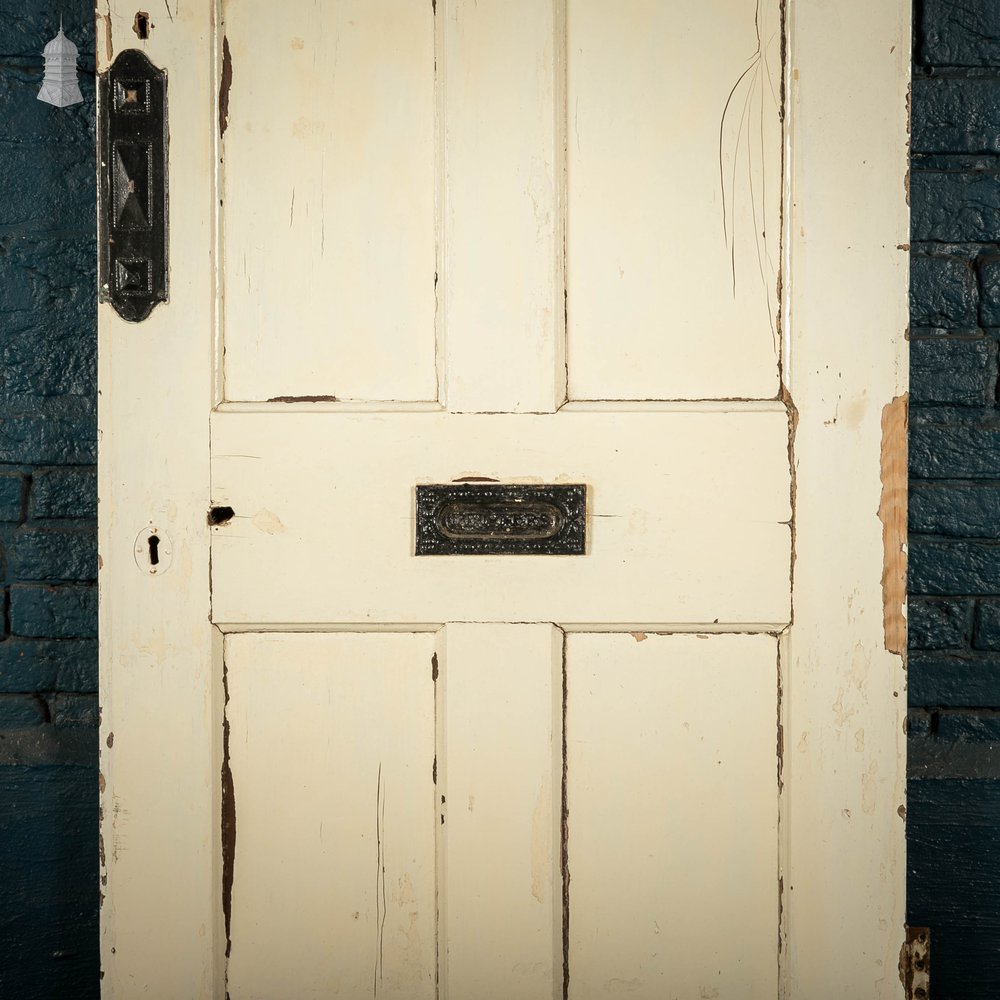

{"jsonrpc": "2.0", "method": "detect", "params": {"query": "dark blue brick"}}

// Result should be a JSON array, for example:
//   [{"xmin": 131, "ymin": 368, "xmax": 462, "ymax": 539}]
[
  {"xmin": 0, "ymin": 639, "xmax": 97, "ymax": 693},
  {"xmin": 0, "ymin": 695, "xmax": 46, "ymax": 727},
  {"xmin": 910, "ymin": 413, "xmax": 1000, "ymax": 479},
  {"xmin": 0, "ymin": 765, "xmax": 99, "ymax": 1000},
  {"xmin": 911, "ymin": 482, "xmax": 1000, "ymax": 537},
  {"xmin": 0, "ymin": 143, "xmax": 94, "ymax": 237},
  {"xmin": 913, "ymin": 75, "xmax": 1000, "ymax": 154},
  {"xmin": 909, "ymin": 778, "xmax": 1000, "ymax": 999},
  {"xmin": 0, "ymin": 474, "xmax": 24, "ymax": 523},
  {"xmin": 911, "ymin": 170, "xmax": 1000, "ymax": 243},
  {"xmin": 0, "ymin": 237, "xmax": 97, "ymax": 340},
  {"xmin": 975, "ymin": 601, "xmax": 1000, "ymax": 650},
  {"xmin": 48, "ymin": 694, "xmax": 96, "ymax": 728},
  {"xmin": 910, "ymin": 653, "xmax": 1000, "ymax": 707},
  {"xmin": 0, "ymin": 414, "xmax": 96, "ymax": 465},
  {"xmin": 911, "ymin": 335, "xmax": 995, "ymax": 404},
  {"xmin": 911, "ymin": 597, "xmax": 973, "ymax": 649},
  {"xmin": 918, "ymin": 0, "xmax": 1000, "ymax": 67},
  {"xmin": 29, "ymin": 467, "xmax": 96, "ymax": 519},
  {"xmin": 980, "ymin": 256, "xmax": 1000, "ymax": 326},
  {"xmin": 910, "ymin": 539, "xmax": 1000, "ymax": 595},
  {"xmin": 7, "ymin": 528, "xmax": 96, "ymax": 582},
  {"xmin": 910, "ymin": 253, "xmax": 978, "ymax": 325},
  {"xmin": 9, "ymin": 585, "xmax": 96, "ymax": 639}
]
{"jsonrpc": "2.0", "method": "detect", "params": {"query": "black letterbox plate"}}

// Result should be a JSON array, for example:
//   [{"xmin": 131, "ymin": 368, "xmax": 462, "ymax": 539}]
[{"xmin": 415, "ymin": 483, "xmax": 587, "ymax": 555}]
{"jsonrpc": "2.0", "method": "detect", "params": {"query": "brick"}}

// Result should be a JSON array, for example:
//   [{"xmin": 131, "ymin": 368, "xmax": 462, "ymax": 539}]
[
  {"xmin": 0, "ymin": 694, "xmax": 46, "ymax": 727},
  {"xmin": 9, "ymin": 585, "xmax": 96, "ymax": 639},
  {"xmin": 7, "ymin": 528, "xmax": 96, "ymax": 582},
  {"xmin": 910, "ymin": 539, "xmax": 1000, "ymax": 595},
  {"xmin": 975, "ymin": 602, "xmax": 1000, "ymax": 650},
  {"xmin": 913, "ymin": 75, "xmax": 1000, "ymax": 154},
  {"xmin": 0, "ymin": 639, "xmax": 96, "ymax": 693},
  {"xmin": 0, "ymin": 414, "xmax": 96, "ymax": 465},
  {"xmin": 911, "ymin": 336, "xmax": 995, "ymax": 405},
  {"xmin": 0, "ymin": 237, "xmax": 95, "ymax": 334},
  {"xmin": 29, "ymin": 467, "xmax": 96, "ymax": 519},
  {"xmin": 911, "ymin": 597, "xmax": 973, "ymax": 649},
  {"xmin": 0, "ymin": 474, "xmax": 23, "ymax": 523},
  {"xmin": 48, "ymin": 693, "xmax": 97, "ymax": 728},
  {"xmin": 910, "ymin": 253, "xmax": 978, "ymax": 326},
  {"xmin": 918, "ymin": 0, "xmax": 1000, "ymax": 67},
  {"xmin": 909, "ymin": 653, "xmax": 1000, "ymax": 707},
  {"xmin": 0, "ymin": 765, "xmax": 100, "ymax": 999},
  {"xmin": 911, "ymin": 170, "xmax": 1000, "ymax": 243},
  {"xmin": 980, "ymin": 256, "xmax": 1000, "ymax": 326},
  {"xmin": 1, "ymin": 327, "xmax": 95, "ymax": 404},
  {"xmin": 911, "ymin": 482, "xmax": 1000, "ymax": 537},
  {"xmin": 0, "ymin": 143, "xmax": 94, "ymax": 237},
  {"xmin": 910, "ymin": 415, "xmax": 1000, "ymax": 479}
]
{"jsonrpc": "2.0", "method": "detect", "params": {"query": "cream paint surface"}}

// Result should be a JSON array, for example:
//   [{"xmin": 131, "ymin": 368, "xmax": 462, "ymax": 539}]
[
  {"xmin": 567, "ymin": 633, "xmax": 778, "ymax": 999},
  {"xmin": 209, "ymin": 408, "xmax": 791, "ymax": 626},
  {"xmin": 98, "ymin": 0, "xmax": 908, "ymax": 996},
  {"xmin": 221, "ymin": 0, "xmax": 438, "ymax": 404},
  {"xmin": 224, "ymin": 633, "xmax": 437, "ymax": 999},
  {"xmin": 566, "ymin": 0, "xmax": 782, "ymax": 400}
]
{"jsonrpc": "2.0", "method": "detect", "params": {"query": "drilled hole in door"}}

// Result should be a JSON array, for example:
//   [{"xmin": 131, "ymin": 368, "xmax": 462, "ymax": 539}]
[
  {"xmin": 208, "ymin": 506, "xmax": 236, "ymax": 526},
  {"xmin": 133, "ymin": 12, "xmax": 150, "ymax": 39}
]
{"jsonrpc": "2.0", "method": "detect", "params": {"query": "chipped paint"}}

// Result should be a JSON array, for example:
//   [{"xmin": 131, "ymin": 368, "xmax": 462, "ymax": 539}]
[
  {"xmin": 878, "ymin": 393, "xmax": 908, "ymax": 657},
  {"xmin": 221, "ymin": 661, "xmax": 236, "ymax": 967},
  {"xmin": 219, "ymin": 36, "xmax": 233, "ymax": 138}
]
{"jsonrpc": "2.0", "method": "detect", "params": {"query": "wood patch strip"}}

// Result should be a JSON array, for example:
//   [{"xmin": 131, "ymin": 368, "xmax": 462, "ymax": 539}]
[{"xmin": 879, "ymin": 392, "xmax": 908, "ymax": 657}]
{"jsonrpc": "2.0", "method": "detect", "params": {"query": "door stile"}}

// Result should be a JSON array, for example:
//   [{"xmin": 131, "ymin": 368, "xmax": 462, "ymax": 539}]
[
  {"xmin": 97, "ymin": 3, "xmax": 224, "ymax": 996},
  {"xmin": 780, "ymin": 0, "xmax": 910, "ymax": 993},
  {"xmin": 436, "ymin": 624, "xmax": 564, "ymax": 1000}
]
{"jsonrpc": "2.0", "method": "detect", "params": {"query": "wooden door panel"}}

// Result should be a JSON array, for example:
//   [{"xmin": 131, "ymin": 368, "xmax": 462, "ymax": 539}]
[
  {"xmin": 566, "ymin": 632, "xmax": 779, "ymax": 999},
  {"xmin": 566, "ymin": 0, "xmax": 782, "ymax": 402},
  {"xmin": 224, "ymin": 632, "xmax": 438, "ymax": 1000},
  {"xmin": 209, "ymin": 408, "xmax": 791, "ymax": 626},
  {"xmin": 220, "ymin": 0, "xmax": 438, "ymax": 404}
]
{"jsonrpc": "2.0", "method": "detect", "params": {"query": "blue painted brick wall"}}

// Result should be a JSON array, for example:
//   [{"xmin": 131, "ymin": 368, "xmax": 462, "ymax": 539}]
[
  {"xmin": 0, "ymin": 3, "xmax": 99, "ymax": 997},
  {"xmin": 909, "ymin": 2, "xmax": 1000, "ymax": 996}
]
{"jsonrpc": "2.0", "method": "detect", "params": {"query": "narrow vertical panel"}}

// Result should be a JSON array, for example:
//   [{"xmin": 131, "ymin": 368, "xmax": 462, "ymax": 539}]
[
  {"xmin": 566, "ymin": 0, "xmax": 782, "ymax": 401},
  {"xmin": 224, "ymin": 633, "xmax": 437, "ymax": 1000},
  {"xmin": 443, "ymin": 0, "xmax": 565, "ymax": 413},
  {"xmin": 440, "ymin": 623, "xmax": 563, "ymax": 999},
  {"xmin": 566, "ymin": 633, "xmax": 778, "ymax": 999},
  {"xmin": 221, "ymin": 0, "xmax": 437, "ymax": 403}
]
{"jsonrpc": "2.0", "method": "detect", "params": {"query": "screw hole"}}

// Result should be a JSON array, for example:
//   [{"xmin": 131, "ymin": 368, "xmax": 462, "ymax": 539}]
[{"xmin": 209, "ymin": 505, "xmax": 236, "ymax": 526}]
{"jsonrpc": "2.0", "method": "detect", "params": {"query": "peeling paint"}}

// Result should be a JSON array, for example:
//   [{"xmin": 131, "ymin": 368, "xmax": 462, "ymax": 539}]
[
  {"xmin": 95, "ymin": 6, "xmax": 115, "ymax": 66},
  {"xmin": 219, "ymin": 36, "xmax": 233, "ymax": 138},
  {"xmin": 266, "ymin": 394, "xmax": 339, "ymax": 403},
  {"xmin": 221, "ymin": 661, "xmax": 236, "ymax": 967},
  {"xmin": 878, "ymin": 393, "xmax": 908, "ymax": 657}
]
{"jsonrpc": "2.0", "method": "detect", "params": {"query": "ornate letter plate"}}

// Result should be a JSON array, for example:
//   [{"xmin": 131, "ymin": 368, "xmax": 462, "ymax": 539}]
[{"xmin": 415, "ymin": 484, "xmax": 587, "ymax": 555}]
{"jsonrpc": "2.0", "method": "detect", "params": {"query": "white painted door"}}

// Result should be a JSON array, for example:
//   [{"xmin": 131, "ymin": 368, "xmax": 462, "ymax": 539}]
[{"xmin": 97, "ymin": 1, "xmax": 911, "ymax": 998}]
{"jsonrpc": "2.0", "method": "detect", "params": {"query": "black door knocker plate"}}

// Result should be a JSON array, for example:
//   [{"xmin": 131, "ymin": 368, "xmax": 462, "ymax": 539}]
[
  {"xmin": 99, "ymin": 49, "xmax": 168, "ymax": 322},
  {"xmin": 415, "ymin": 483, "xmax": 587, "ymax": 555}
]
